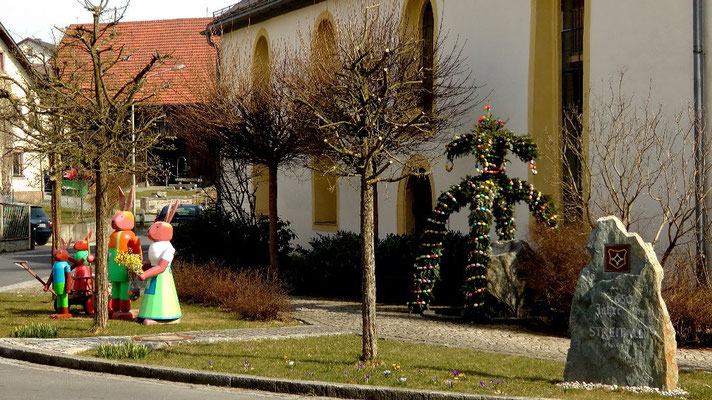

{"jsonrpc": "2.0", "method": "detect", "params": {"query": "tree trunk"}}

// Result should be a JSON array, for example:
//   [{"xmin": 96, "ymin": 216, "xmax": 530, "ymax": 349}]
[
  {"xmin": 50, "ymin": 153, "xmax": 62, "ymax": 257},
  {"xmin": 92, "ymin": 167, "xmax": 109, "ymax": 331},
  {"xmin": 360, "ymin": 172, "xmax": 378, "ymax": 361},
  {"xmin": 268, "ymin": 162, "xmax": 279, "ymax": 275}
]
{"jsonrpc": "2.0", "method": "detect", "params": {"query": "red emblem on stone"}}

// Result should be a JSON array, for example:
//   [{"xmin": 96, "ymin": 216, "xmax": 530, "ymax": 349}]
[{"xmin": 604, "ymin": 244, "xmax": 630, "ymax": 273}]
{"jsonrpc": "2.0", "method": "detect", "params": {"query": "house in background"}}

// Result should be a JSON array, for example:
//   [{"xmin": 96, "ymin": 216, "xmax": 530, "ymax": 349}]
[
  {"xmin": 60, "ymin": 17, "xmax": 218, "ymax": 186},
  {"xmin": 207, "ymin": 0, "xmax": 712, "ymax": 248},
  {"xmin": 17, "ymin": 38, "xmax": 55, "ymax": 69},
  {"xmin": 0, "ymin": 21, "xmax": 44, "ymax": 203}
]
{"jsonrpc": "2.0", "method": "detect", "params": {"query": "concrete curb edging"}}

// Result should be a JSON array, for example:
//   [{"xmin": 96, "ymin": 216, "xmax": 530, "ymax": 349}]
[{"xmin": 0, "ymin": 342, "xmax": 551, "ymax": 400}]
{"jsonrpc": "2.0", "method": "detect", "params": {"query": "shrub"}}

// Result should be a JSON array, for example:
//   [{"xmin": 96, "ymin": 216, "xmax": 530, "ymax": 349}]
[
  {"xmin": 173, "ymin": 261, "xmax": 289, "ymax": 321},
  {"xmin": 172, "ymin": 208, "xmax": 295, "ymax": 269},
  {"xmin": 662, "ymin": 256, "xmax": 712, "ymax": 347},
  {"xmin": 284, "ymin": 231, "xmax": 469, "ymax": 305},
  {"xmin": 11, "ymin": 323, "xmax": 58, "ymax": 338},
  {"xmin": 97, "ymin": 341, "xmax": 151, "ymax": 359},
  {"xmin": 522, "ymin": 222, "xmax": 591, "ymax": 333}
]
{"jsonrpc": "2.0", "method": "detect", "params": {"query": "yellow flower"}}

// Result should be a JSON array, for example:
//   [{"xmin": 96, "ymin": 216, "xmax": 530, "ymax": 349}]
[{"xmin": 114, "ymin": 251, "xmax": 142, "ymax": 275}]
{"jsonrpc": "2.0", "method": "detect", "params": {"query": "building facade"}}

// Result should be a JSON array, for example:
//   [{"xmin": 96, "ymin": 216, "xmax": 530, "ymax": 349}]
[
  {"xmin": 208, "ymin": 0, "xmax": 709, "ymax": 246},
  {"xmin": 0, "ymin": 22, "xmax": 44, "ymax": 203}
]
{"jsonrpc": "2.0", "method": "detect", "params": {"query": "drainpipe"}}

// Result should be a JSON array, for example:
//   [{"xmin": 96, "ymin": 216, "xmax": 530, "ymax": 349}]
[{"xmin": 693, "ymin": 0, "xmax": 709, "ymax": 278}]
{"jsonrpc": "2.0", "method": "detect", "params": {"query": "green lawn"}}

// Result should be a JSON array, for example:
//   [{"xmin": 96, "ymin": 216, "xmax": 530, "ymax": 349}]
[
  {"xmin": 135, "ymin": 189, "xmax": 196, "ymax": 199},
  {"xmin": 1, "ymin": 293, "xmax": 298, "ymax": 338},
  {"xmin": 41, "ymin": 205, "xmax": 95, "ymax": 224},
  {"xmin": 89, "ymin": 335, "xmax": 711, "ymax": 399}
]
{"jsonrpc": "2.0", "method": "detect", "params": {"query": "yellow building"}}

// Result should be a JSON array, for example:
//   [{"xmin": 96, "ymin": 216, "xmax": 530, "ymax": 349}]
[{"xmin": 208, "ymin": 0, "xmax": 707, "ymax": 245}]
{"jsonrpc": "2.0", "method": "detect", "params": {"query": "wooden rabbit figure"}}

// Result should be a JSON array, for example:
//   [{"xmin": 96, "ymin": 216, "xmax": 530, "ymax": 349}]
[
  {"xmin": 108, "ymin": 187, "xmax": 142, "ymax": 320},
  {"xmin": 137, "ymin": 201, "xmax": 182, "ymax": 325},
  {"xmin": 46, "ymin": 239, "xmax": 73, "ymax": 319},
  {"xmin": 70, "ymin": 231, "xmax": 95, "ymax": 315}
]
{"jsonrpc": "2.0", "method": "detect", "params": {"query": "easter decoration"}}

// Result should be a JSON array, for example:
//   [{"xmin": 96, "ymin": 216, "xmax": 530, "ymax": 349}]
[
  {"xmin": 409, "ymin": 107, "xmax": 558, "ymax": 317},
  {"xmin": 44, "ymin": 239, "xmax": 73, "ymax": 319},
  {"xmin": 69, "ymin": 231, "xmax": 95, "ymax": 314},
  {"xmin": 108, "ymin": 187, "xmax": 143, "ymax": 320},
  {"xmin": 137, "ymin": 200, "xmax": 182, "ymax": 325}
]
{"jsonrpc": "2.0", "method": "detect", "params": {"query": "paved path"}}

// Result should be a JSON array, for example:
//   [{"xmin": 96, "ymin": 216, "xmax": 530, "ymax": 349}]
[{"xmin": 2, "ymin": 290, "xmax": 711, "ymax": 372}]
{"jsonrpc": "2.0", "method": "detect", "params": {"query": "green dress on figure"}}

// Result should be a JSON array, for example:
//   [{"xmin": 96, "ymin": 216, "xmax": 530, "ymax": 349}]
[{"xmin": 137, "ymin": 240, "xmax": 181, "ymax": 321}]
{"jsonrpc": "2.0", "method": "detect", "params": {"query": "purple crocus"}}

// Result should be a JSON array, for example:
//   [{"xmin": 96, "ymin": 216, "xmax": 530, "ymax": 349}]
[{"xmin": 479, "ymin": 381, "xmax": 489, "ymax": 389}]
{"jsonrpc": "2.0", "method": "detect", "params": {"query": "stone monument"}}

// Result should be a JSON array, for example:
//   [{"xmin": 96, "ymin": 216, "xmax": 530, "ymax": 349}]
[{"xmin": 564, "ymin": 216, "xmax": 678, "ymax": 390}]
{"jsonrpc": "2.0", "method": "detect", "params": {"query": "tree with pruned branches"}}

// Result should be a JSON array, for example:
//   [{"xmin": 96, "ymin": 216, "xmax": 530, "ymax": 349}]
[
  {"xmin": 173, "ymin": 44, "xmax": 308, "ymax": 275},
  {"xmin": 0, "ymin": 0, "xmax": 172, "ymax": 330},
  {"xmin": 285, "ymin": 2, "xmax": 476, "ymax": 362}
]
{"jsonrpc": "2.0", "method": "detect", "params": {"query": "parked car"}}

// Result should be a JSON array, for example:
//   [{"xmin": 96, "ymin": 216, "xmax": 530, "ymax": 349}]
[
  {"xmin": 30, "ymin": 206, "xmax": 52, "ymax": 246},
  {"xmin": 154, "ymin": 204, "xmax": 203, "ymax": 226}
]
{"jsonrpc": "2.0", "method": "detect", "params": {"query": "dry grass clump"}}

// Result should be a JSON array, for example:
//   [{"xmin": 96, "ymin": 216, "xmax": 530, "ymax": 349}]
[
  {"xmin": 173, "ymin": 261, "xmax": 289, "ymax": 321},
  {"xmin": 662, "ymin": 256, "xmax": 712, "ymax": 347},
  {"xmin": 521, "ymin": 222, "xmax": 592, "ymax": 332}
]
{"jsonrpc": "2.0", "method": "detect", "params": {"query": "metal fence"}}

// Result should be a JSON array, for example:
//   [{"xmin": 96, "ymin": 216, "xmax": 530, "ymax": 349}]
[{"xmin": 0, "ymin": 203, "xmax": 30, "ymax": 242}]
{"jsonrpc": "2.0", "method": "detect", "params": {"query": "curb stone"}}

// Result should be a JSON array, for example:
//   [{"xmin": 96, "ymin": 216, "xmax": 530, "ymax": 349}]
[{"xmin": 0, "ymin": 342, "xmax": 553, "ymax": 400}]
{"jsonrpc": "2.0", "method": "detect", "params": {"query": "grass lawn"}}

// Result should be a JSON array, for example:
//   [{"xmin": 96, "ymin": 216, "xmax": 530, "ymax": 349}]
[
  {"xmin": 135, "ymin": 189, "xmax": 196, "ymax": 199},
  {"xmin": 0, "ymin": 292, "xmax": 298, "ymax": 338},
  {"xmin": 41, "ymin": 205, "xmax": 95, "ymax": 224},
  {"xmin": 89, "ymin": 335, "xmax": 712, "ymax": 400}
]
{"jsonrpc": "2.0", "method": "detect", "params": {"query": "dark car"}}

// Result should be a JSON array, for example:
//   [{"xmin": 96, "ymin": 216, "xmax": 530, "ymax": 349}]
[
  {"xmin": 154, "ymin": 204, "xmax": 203, "ymax": 226},
  {"xmin": 30, "ymin": 206, "xmax": 52, "ymax": 246}
]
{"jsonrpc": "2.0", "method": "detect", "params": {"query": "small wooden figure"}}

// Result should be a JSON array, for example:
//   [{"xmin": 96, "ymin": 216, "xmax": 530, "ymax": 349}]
[{"xmin": 45, "ymin": 239, "xmax": 73, "ymax": 319}]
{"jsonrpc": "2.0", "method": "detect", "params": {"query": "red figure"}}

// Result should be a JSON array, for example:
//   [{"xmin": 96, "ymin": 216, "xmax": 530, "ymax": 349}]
[{"xmin": 70, "ymin": 231, "xmax": 95, "ymax": 314}]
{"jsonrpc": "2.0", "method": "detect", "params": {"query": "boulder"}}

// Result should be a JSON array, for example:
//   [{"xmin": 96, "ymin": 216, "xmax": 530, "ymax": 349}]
[
  {"xmin": 563, "ymin": 216, "xmax": 678, "ymax": 390},
  {"xmin": 487, "ymin": 240, "xmax": 535, "ymax": 318}
]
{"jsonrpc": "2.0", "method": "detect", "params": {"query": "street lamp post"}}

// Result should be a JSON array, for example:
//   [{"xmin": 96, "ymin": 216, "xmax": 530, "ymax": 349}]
[{"xmin": 131, "ymin": 64, "xmax": 186, "ymax": 220}]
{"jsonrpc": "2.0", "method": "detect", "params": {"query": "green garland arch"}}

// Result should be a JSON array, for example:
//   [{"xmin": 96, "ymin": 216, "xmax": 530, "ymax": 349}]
[{"xmin": 409, "ymin": 107, "xmax": 558, "ymax": 315}]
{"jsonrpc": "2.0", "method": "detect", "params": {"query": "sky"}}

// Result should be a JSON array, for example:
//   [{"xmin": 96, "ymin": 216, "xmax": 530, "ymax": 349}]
[{"xmin": 1, "ymin": 0, "xmax": 237, "ymax": 43}]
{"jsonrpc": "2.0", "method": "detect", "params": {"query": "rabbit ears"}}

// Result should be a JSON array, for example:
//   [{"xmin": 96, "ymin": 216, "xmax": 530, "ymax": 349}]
[
  {"xmin": 60, "ymin": 238, "xmax": 73, "ymax": 251},
  {"xmin": 118, "ymin": 186, "xmax": 135, "ymax": 212},
  {"xmin": 165, "ymin": 200, "xmax": 181, "ymax": 224},
  {"xmin": 84, "ymin": 230, "xmax": 92, "ymax": 242}
]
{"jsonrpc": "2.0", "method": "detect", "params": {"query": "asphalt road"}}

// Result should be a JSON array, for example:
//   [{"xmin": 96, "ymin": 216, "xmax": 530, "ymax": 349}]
[{"xmin": 0, "ymin": 357, "xmax": 330, "ymax": 400}]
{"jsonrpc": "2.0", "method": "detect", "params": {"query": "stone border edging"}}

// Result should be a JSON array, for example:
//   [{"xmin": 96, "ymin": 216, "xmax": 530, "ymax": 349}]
[{"xmin": 0, "ymin": 342, "xmax": 552, "ymax": 400}]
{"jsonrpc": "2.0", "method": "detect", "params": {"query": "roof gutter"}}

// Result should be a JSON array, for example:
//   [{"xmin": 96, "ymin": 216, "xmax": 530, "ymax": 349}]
[
  {"xmin": 693, "ymin": 0, "xmax": 710, "ymax": 277},
  {"xmin": 0, "ymin": 22, "xmax": 37, "ymax": 84},
  {"xmin": 206, "ymin": 0, "xmax": 324, "ymax": 36}
]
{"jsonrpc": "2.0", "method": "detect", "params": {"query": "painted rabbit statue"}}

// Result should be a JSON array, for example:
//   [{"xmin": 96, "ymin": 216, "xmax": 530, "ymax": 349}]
[
  {"xmin": 70, "ymin": 231, "xmax": 95, "ymax": 314},
  {"xmin": 45, "ymin": 239, "xmax": 73, "ymax": 319},
  {"xmin": 137, "ymin": 201, "xmax": 182, "ymax": 325},
  {"xmin": 108, "ymin": 187, "xmax": 142, "ymax": 320}
]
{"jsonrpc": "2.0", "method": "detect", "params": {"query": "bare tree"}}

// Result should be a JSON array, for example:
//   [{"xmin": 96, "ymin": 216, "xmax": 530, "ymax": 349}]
[
  {"xmin": 286, "ymin": 2, "xmax": 475, "ymax": 361},
  {"xmin": 173, "ymin": 46, "xmax": 307, "ymax": 274},
  {"xmin": 0, "ymin": 0, "xmax": 171, "ymax": 330},
  {"xmin": 559, "ymin": 73, "xmax": 712, "ymax": 283}
]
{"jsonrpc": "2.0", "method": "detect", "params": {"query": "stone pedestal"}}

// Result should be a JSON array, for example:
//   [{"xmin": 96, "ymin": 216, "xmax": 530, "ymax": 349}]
[{"xmin": 564, "ymin": 216, "xmax": 678, "ymax": 390}]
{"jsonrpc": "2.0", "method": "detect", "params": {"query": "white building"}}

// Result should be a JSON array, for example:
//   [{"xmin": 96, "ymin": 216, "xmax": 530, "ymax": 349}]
[
  {"xmin": 207, "ymin": 0, "xmax": 710, "ymax": 248},
  {"xmin": 0, "ymin": 22, "xmax": 44, "ymax": 203}
]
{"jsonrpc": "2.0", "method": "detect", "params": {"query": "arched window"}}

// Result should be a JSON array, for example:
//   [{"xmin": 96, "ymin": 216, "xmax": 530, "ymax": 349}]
[
  {"xmin": 421, "ymin": 2, "xmax": 435, "ymax": 113},
  {"xmin": 311, "ymin": 18, "xmax": 339, "ymax": 231},
  {"xmin": 252, "ymin": 35, "xmax": 270, "ymax": 89},
  {"xmin": 252, "ymin": 35, "xmax": 270, "ymax": 216}
]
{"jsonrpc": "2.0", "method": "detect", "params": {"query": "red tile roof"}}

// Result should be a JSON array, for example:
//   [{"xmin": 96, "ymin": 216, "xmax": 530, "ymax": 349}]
[{"xmin": 58, "ymin": 18, "xmax": 216, "ymax": 105}]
